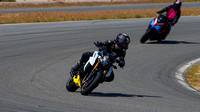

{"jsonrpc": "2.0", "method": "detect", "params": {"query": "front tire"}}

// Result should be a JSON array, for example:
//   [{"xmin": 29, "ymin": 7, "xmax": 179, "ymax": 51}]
[
  {"xmin": 66, "ymin": 77, "xmax": 79, "ymax": 92},
  {"xmin": 81, "ymin": 72, "xmax": 103, "ymax": 95},
  {"xmin": 140, "ymin": 28, "xmax": 153, "ymax": 43}
]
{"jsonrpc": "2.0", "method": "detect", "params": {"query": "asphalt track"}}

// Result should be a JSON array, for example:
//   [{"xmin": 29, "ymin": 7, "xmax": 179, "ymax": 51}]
[
  {"xmin": 0, "ymin": 16, "xmax": 200, "ymax": 112},
  {"xmin": 0, "ymin": 2, "xmax": 200, "ymax": 13}
]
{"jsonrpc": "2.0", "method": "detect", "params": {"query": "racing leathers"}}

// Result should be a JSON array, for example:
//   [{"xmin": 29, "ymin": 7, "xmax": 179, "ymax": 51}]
[
  {"xmin": 157, "ymin": 2, "xmax": 181, "ymax": 39},
  {"xmin": 71, "ymin": 40, "xmax": 127, "ymax": 82},
  {"xmin": 157, "ymin": 5, "xmax": 181, "ymax": 26}
]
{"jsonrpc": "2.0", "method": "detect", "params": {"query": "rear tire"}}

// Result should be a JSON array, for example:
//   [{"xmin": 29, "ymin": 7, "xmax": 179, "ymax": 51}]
[
  {"xmin": 81, "ymin": 72, "xmax": 102, "ymax": 95},
  {"xmin": 140, "ymin": 28, "xmax": 153, "ymax": 43},
  {"xmin": 66, "ymin": 77, "xmax": 79, "ymax": 92}
]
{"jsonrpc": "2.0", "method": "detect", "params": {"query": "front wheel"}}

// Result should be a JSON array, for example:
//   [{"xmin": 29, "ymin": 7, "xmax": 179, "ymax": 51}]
[
  {"xmin": 140, "ymin": 28, "xmax": 153, "ymax": 43},
  {"xmin": 66, "ymin": 76, "xmax": 79, "ymax": 92},
  {"xmin": 81, "ymin": 72, "xmax": 103, "ymax": 95}
]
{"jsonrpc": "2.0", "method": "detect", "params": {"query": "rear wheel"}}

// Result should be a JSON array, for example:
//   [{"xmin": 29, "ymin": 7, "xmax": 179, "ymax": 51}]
[
  {"xmin": 66, "ymin": 77, "xmax": 79, "ymax": 92},
  {"xmin": 140, "ymin": 28, "xmax": 153, "ymax": 43},
  {"xmin": 81, "ymin": 72, "xmax": 103, "ymax": 95}
]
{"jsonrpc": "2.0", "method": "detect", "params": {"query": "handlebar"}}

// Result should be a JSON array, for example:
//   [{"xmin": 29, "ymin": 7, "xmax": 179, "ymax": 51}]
[
  {"xmin": 94, "ymin": 42, "xmax": 123, "ymax": 69},
  {"xmin": 94, "ymin": 42, "xmax": 104, "ymax": 51},
  {"xmin": 94, "ymin": 42, "xmax": 99, "ymax": 47}
]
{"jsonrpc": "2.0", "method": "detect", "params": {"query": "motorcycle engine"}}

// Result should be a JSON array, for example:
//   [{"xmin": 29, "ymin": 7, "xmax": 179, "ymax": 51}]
[{"xmin": 101, "ymin": 56, "xmax": 111, "ymax": 69}]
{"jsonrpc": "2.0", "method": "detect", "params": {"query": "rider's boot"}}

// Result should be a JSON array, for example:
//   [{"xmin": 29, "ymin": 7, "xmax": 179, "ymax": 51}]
[{"xmin": 70, "ymin": 61, "xmax": 81, "ymax": 77}]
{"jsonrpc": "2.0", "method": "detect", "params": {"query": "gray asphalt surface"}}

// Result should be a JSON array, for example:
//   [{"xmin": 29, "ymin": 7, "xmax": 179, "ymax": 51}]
[
  {"xmin": 0, "ymin": 16, "xmax": 200, "ymax": 112},
  {"xmin": 0, "ymin": 2, "xmax": 200, "ymax": 13}
]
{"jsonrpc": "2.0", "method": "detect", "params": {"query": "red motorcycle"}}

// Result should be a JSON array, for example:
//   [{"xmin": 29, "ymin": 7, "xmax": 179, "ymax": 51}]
[{"xmin": 140, "ymin": 14, "xmax": 171, "ymax": 43}]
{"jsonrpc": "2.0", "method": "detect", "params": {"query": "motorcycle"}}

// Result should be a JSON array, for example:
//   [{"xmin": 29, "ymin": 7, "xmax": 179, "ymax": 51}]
[
  {"xmin": 66, "ymin": 42, "xmax": 119, "ymax": 95},
  {"xmin": 140, "ymin": 14, "xmax": 171, "ymax": 43}
]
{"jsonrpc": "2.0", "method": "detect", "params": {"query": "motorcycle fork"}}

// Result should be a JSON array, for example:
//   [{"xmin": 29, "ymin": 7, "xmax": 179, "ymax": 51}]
[{"xmin": 82, "ymin": 60, "xmax": 100, "ymax": 84}]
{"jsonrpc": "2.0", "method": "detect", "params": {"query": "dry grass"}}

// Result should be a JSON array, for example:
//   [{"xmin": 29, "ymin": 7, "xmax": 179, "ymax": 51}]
[
  {"xmin": 0, "ymin": 0, "xmax": 200, "ymax": 9},
  {"xmin": 187, "ymin": 64, "xmax": 200, "ymax": 91},
  {"xmin": 0, "ymin": 8, "xmax": 200, "ymax": 24}
]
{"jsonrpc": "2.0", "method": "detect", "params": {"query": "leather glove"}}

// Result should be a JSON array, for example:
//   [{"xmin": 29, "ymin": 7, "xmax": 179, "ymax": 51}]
[
  {"xmin": 97, "ymin": 41, "xmax": 103, "ymax": 46},
  {"xmin": 95, "ymin": 41, "xmax": 105, "ymax": 51},
  {"xmin": 118, "ymin": 59, "xmax": 125, "ymax": 68}
]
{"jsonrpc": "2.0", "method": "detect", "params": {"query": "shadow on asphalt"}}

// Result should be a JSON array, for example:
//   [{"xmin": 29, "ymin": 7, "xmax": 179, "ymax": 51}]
[
  {"xmin": 146, "ymin": 40, "xmax": 200, "ymax": 44},
  {"xmin": 89, "ymin": 92, "xmax": 162, "ymax": 98}
]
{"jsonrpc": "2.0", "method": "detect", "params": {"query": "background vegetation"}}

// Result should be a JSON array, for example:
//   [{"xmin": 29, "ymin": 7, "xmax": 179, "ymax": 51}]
[
  {"xmin": 0, "ymin": 8, "xmax": 199, "ymax": 24},
  {"xmin": 187, "ymin": 64, "xmax": 200, "ymax": 91},
  {"xmin": 0, "ymin": 0, "xmax": 200, "ymax": 9},
  {"xmin": 0, "ymin": 0, "xmax": 16, "ymax": 2}
]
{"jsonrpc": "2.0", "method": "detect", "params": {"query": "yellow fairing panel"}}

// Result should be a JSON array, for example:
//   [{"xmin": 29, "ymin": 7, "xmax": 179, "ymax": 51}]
[{"xmin": 73, "ymin": 75, "xmax": 81, "ymax": 88}]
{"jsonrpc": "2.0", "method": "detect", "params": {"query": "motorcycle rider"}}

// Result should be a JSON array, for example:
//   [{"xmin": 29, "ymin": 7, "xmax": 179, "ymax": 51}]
[
  {"xmin": 70, "ymin": 33, "xmax": 130, "ymax": 82},
  {"xmin": 156, "ymin": 0, "xmax": 182, "ymax": 39}
]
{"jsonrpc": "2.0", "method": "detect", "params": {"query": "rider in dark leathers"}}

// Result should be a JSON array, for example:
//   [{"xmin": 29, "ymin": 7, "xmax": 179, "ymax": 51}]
[
  {"xmin": 157, "ymin": 0, "xmax": 182, "ymax": 39},
  {"xmin": 71, "ymin": 33, "xmax": 130, "ymax": 82}
]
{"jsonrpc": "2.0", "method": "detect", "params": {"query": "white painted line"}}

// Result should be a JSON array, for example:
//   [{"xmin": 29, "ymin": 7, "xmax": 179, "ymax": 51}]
[{"xmin": 175, "ymin": 58, "xmax": 200, "ymax": 92}]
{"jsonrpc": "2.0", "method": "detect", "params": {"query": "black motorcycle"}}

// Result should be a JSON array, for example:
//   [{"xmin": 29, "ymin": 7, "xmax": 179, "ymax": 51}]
[{"xmin": 66, "ymin": 43, "xmax": 119, "ymax": 95}]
